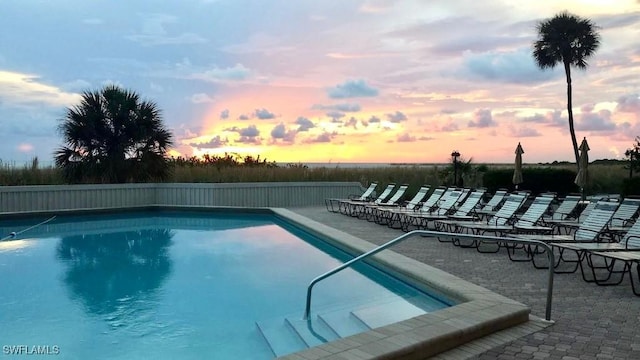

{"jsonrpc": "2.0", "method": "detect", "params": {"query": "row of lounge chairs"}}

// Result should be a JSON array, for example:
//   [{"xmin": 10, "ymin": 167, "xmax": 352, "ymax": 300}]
[{"xmin": 325, "ymin": 183, "xmax": 640, "ymax": 296}]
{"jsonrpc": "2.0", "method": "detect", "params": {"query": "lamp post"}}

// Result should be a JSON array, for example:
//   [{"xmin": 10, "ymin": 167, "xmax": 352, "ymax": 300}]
[{"xmin": 451, "ymin": 150, "xmax": 460, "ymax": 187}]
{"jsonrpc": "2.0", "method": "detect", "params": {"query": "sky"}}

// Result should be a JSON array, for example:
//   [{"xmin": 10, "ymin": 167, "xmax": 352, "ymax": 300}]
[{"xmin": 1, "ymin": 0, "xmax": 639, "ymax": 166}]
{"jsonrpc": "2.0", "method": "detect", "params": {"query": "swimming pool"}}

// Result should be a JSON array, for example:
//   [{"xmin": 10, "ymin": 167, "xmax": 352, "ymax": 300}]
[{"xmin": 0, "ymin": 210, "xmax": 452, "ymax": 359}]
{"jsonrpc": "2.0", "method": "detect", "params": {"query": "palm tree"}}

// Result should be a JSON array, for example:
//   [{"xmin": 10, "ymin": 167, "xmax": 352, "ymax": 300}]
[
  {"xmin": 55, "ymin": 85, "xmax": 174, "ymax": 183},
  {"xmin": 533, "ymin": 11, "xmax": 600, "ymax": 167}
]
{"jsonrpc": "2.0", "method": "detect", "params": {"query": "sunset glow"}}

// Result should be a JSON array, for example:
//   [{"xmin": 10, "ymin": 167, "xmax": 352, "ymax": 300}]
[{"xmin": 0, "ymin": 1, "xmax": 638, "ymax": 164}]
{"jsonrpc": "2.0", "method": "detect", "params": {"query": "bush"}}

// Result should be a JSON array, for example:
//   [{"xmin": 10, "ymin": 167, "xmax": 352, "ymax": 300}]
[
  {"xmin": 621, "ymin": 177, "xmax": 640, "ymax": 198},
  {"xmin": 483, "ymin": 167, "xmax": 579, "ymax": 197}
]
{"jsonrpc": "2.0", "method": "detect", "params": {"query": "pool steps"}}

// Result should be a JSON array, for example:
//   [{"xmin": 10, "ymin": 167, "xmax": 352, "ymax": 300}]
[
  {"xmin": 317, "ymin": 311, "xmax": 369, "ymax": 338},
  {"xmin": 256, "ymin": 296, "xmax": 430, "ymax": 357}
]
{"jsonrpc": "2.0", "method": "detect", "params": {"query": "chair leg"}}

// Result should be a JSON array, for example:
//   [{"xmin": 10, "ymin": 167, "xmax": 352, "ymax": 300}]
[
  {"xmin": 505, "ymin": 243, "xmax": 533, "ymax": 262},
  {"xmin": 584, "ymin": 253, "xmax": 628, "ymax": 286},
  {"xmin": 631, "ymin": 262, "xmax": 640, "ymax": 296}
]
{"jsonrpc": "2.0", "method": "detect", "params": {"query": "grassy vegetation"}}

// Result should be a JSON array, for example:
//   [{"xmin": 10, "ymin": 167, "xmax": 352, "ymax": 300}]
[{"xmin": 0, "ymin": 156, "xmax": 633, "ymax": 199}]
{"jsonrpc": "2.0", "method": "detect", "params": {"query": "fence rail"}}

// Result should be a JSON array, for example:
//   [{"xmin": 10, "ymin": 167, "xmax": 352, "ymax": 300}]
[{"xmin": 0, "ymin": 182, "xmax": 365, "ymax": 213}]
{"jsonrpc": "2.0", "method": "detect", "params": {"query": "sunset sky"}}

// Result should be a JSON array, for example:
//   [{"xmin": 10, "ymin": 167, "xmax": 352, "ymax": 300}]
[{"xmin": 1, "ymin": 0, "xmax": 639, "ymax": 165}]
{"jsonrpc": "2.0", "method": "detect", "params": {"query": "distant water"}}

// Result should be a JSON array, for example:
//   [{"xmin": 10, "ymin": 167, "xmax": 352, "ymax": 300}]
[{"xmin": 300, "ymin": 162, "xmax": 443, "ymax": 168}]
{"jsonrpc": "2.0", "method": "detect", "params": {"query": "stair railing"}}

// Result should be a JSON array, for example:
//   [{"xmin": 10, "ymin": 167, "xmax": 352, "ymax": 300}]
[{"xmin": 303, "ymin": 230, "xmax": 554, "ymax": 321}]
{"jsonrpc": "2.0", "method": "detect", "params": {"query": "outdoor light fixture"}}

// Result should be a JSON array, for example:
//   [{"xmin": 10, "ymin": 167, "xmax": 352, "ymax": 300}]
[{"xmin": 451, "ymin": 150, "xmax": 461, "ymax": 187}]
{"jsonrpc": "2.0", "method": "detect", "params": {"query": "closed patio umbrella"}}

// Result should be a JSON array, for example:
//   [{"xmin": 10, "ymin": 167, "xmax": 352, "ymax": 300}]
[
  {"xmin": 574, "ymin": 137, "xmax": 590, "ymax": 198},
  {"xmin": 512, "ymin": 143, "xmax": 524, "ymax": 190}
]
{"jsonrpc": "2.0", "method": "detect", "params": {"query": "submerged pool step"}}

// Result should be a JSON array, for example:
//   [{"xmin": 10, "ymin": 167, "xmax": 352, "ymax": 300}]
[
  {"xmin": 317, "ymin": 310, "xmax": 371, "ymax": 338},
  {"xmin": 285, "ymin": 317, "xmax": 340, "ymax": 348},
  {"xmin": 256, "ymin": 296, "xmax": 433, "ymax": 357},
  {"xmin": 255, "ymin": 319, "xmax": 307, "ymax": 358},
  {"xmin": 351, "ymin": 297, "xmax": 427, "ymax": 329}
]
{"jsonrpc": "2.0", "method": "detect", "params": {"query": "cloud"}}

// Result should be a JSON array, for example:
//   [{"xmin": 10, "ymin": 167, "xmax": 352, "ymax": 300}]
[
  {"xmin": 238, "ymin": 114, "xmax": 250, "ymax": 120},
  {"xmin": 231, "ymin": 125, "xmax": 262, "ymax": 144},
  {"xmin": 509, "ymin": 126, "xmax": 541, "ymax": 137},
  {"xmin": 312, "ymin": 103, "xmax": 362, "ymax": 112},
  {"xmin": 344, "ymin": 117, "xmax": 358, "ymax": 129},
  {"xmin": 333, "ymin": 103, "xmax": 361, "ymax": 112},
  {"xmin": 255, "ymin": 108, "xmax": 275, "ymax": 119},
  {"xmin": 195, "ymin": 63, "xmax": 250, "ymax": 82},
  {"xmin": 237, "ymin": 136, "xmax": 262, "ymax": 145},
  {"xmin": 327, "ymin": 79, "xmax": 379, "ymax": 99},
  {"xmin": 463, "ymin": 48, "xmax": 558, "ymax": 84},
  {"xmin": 326, "ymin": 111, "xmax": 345, "ymax": 120},
  {"xmin": 368, "ymin": 115, "xmax": 381, "ymax": 123},
  {"xmin": 189, "ymin": 135, "xmax": 228, "ymax": 149},
  {"xmin": 305, "ymin": 132, "xmax": 335, "ymax": 143},
  {"xmin": 468, "ymin": 109, "xmax": 496, "ymax": 128},
  {"xmin": 128, "ymin": 33, "xmax": 207, "ymax": 46},
  {"xmin": 397, "ymin": 133, "xmax": 416, "ymax": 142},
  {"xmin": 17, "ymin": 143, "xmax": 34, "ymax": 152},
  {"xmin": 295, "ymin": 117, "xmax": 315, "ymax": 131},
  {"xmin": 220, "ymin": 109, "xmax": 229, "ymax": 119},
  {"xmin": 577, "ymin": 109, "xmax": 616, "ymax": 131},
  {"xmin": 616, "ymin": 94, "xmax": 640, "ymax": 113},
  {"xmin": 0, "ymin": 70, "xmax": 81, "ymax": 108},
  {"xmin": 521, "ymin": 110, "xmax": 564, "ymax": 127},
  {"xmin": 358, "ymin": 0, "xmax": 392, "ymax": 13},
  {"xmin": 225, "ymin": 125, "xmax": 260, "ymax": 137},
  {"xmin": 386, "ymin": 111, "xmax": 407, "ymax": 123},
  {"xmin": 239, "ymin": 125, "xmax": 260, "ymax": 137},
  {"xmin": 190, "ymin": 93, "xmax": 214, "ymax": 104},
  {"xmin": 440, "ymin": 121, "xmax": 459, "ymax": 132},
  {"xmin": 270, "ymin": 123, "xmax": 297, "ymax": 142},
  {"xmin": 126, "ymin": 14, "xmax": 207, "ymax": 46}
]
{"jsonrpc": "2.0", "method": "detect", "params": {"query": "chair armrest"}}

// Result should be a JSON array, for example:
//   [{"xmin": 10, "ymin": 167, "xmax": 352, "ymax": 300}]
[{"xmin": 624, "ymin": 234, "xmax": 640, "ymax": 249}]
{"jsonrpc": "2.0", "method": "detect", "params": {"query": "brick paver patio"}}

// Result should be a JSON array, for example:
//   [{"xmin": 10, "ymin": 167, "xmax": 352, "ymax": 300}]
[{"xmin": 290, "ymin": 206, "xmax": 640, "ymax": 360}]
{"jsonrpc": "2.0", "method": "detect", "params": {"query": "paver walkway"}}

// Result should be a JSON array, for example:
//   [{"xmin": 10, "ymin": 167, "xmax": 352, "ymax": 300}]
[{"xmin": 290, "ymin": 206, "xmax": 640, "ymax": 360}]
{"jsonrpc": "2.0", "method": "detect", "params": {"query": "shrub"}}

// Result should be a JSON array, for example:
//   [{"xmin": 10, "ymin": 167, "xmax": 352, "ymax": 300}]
[
  {"xmin": 621, "ymin": 177, "xmax": 640, "ymax": 198},
  {"xmin": 483, "ymin": 167, "xmax": 579, "ymax": 197}
]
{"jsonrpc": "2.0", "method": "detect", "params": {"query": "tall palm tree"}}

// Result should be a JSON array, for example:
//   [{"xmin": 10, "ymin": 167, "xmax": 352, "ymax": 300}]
[
  {"xmin": 55, "ymin": 85, "xmax": 174, "ymax": 183},
  {"xmin": 533, "ymin": 11, "xmax": 600, "ymax": 167}
]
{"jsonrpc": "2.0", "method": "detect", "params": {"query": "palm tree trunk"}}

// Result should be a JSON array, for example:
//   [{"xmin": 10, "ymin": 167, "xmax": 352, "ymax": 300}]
[{"xmin": 564, "ymin": 61, "xmax": 580, "ymax": 169}]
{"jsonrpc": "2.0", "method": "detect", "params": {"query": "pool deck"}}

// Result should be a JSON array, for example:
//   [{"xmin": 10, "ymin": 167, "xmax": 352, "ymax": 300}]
[{"xmin": 288, "ymin": 206, "xmax": 640, "ymax": 360}]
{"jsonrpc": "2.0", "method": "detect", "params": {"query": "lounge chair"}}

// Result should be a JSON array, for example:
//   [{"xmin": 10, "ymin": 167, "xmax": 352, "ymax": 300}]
[
  {"xmin": 539, "ymin": 194, "xmax": 582, "ymax": 226},
  {"xmin": 546, "ymin": 195, "xmax": 606, "ymax": 234},
  {"xmin": 456, "ymin": 194, "xmax": 555, "ymax": 235},
  {"xmin": 435, "ymin": 193, "xmax": 528, "ymax": 234},
  {"xmin": 340, "ymin": 183, "xmax": 396, "ymax": 216},
  {"xmin": 401, "ymin": 188, "xmax": 467, "ymax": 231},
  {"xmin": 374, "ymin": 185, "xmax": 430, "ymax": 226},
  {"xmin": 508, "ymin": 200, "xmax": 619, "ymax": 265},
  {"xmin": 550, "ymin": 219, "xmax": 640, "ymax": 276},
  {"xmin": 383, "ymin": 187, "xmax": 446, "ymax": 229},
  {"xmin": 362, "ymin": 184, "xmax": 409, "ymax": 221},
  {"xmin": 441, "ymin": 193, "xmax": 528, "ymax": 248},
  {"xmin": 474, "ymin": 189, "xmax": 508, "ymax": 219},
  {"xmin": 446, "ymin": 188, "xmax": 487, "ymax": 219},
  {"xmin": 603, "ymin": 198, "xmax": 640, "ymax": 239},
  {"xmin": 325, "ymin": 182, "xmax": 377, "ymax": 213},
  {"xmin": 405, "ymin": 188, "xmax": 485, "ymax": 231},
  {"xmin": 582, "ymin": 249, "xmax": 640, "ymax": 295}
]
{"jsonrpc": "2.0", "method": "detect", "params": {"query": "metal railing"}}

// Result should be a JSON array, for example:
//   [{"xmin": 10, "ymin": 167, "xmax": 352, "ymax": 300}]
[{"xmin": 303, "ymin": 230, "xmax": 555, "ymax": 321}]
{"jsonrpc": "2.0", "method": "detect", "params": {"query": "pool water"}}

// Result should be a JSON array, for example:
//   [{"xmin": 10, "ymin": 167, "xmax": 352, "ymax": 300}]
[{"xmin": 0, "ymin": 211, "xmax": 450, "ymax": 359}]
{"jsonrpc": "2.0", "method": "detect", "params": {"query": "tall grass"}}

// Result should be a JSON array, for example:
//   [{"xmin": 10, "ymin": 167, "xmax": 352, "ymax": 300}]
[
  {"xmin": 0, "ymin": 156, "xmax": 632, "ymax": 198},
  {"xmin": 0, "ymin": 158, "xmax": 64, "ymax": 185}
]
